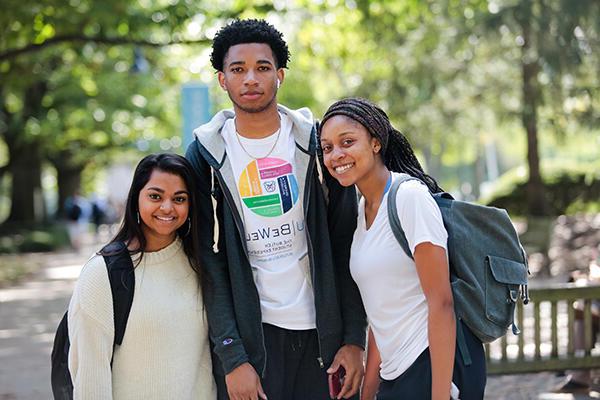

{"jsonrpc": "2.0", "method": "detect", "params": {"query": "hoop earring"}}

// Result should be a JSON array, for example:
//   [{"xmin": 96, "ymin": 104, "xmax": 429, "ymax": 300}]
[{"xmin": 137, "ymin": 211, "xmax": 141, "ymax": 225}]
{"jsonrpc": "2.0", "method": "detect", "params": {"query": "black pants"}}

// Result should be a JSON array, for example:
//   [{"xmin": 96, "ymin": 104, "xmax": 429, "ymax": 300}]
[
  {"xmin": 215, "ymin": 323, "xmax": 356, "ymax": 400},
  {"xmin": 377, "ymin": 321, "xmax": 486, "ymax": 400}
]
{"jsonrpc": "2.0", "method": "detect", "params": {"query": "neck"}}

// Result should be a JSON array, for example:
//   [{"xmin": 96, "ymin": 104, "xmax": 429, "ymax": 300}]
[
  {"xmin": 357, "ymin": 164, "xmax": 391, "ymax": 208},
  {"xmin": 234, "ymin": 103, "xmax": 280, "ymax": 139},
  {"xmin": 144, "ymin": 234, "xmax": 176, "ymax": 252}
]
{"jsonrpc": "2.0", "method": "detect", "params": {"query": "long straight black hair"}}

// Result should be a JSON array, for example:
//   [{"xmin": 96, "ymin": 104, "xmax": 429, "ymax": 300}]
[
  {"xmin": 101, "ymin": 153, "xmax": 204, "ymax": 287},
  {"xmin": 319, "ymin": 97, "xmax": 443, "ymax": 194}
]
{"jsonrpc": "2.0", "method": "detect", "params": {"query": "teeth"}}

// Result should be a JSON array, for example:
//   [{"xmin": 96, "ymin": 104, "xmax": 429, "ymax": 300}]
[
  {"xmin": 335, "ymin": 164, "xmax": 354, "ymax": 174},
  {"xmin": 155, "ymin": 216, "xmax": 175, "ymax": 221}
]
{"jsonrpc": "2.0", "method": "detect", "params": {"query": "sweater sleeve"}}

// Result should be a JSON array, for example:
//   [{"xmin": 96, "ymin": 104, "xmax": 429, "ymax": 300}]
[{"xmin": 68, "ymin": 255, "xmax": 114, "ymax": 400}]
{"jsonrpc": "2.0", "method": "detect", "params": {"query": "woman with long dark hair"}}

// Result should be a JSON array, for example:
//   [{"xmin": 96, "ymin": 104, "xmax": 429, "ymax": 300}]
[
  {"xmin": 319, "ymin": 98, "xmax": 486, "ymax": 400},
  {"xmin": 67, "ymin": 153, "xmax": 216, "ymax": 399}
]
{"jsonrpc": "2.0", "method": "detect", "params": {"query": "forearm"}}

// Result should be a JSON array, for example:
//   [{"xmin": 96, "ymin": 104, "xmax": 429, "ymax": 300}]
[
  {"xmin": 361, "ymin": 328, "xmax": 381, "ymax": 400},
  {"xmin": 428, "ymin": 303, "xmax": 456, "ymax": 400}
]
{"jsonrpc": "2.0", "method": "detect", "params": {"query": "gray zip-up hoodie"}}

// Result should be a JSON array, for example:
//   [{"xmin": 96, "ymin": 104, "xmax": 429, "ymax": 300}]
[{"xmin": 185, "ymin": 104, "xmax": 366, "ymax": 378}]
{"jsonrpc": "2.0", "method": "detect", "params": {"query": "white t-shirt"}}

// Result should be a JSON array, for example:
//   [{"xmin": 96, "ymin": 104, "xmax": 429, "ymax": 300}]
[
  {"xmin": 221, "ymin": 113, "xmax": 315, "ymax": 330},
  {"xmin": 349, "ymin": 173, "xmax": 448, "ymax": 380}
]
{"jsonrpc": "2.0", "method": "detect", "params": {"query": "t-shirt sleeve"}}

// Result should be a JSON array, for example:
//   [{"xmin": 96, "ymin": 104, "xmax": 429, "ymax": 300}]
[
  {"xmin": 395, "ymin": 180, "xmax": 448, "ymax": 255},
  {"xmin": 67, "ymin": 255, "xmax": 114, "ymax": 400}
]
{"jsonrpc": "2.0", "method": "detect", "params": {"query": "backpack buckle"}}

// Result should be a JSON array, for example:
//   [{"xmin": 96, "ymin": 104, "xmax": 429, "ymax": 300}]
[
  {"xmin": 512, "ymin": 322, "xmax": 521, "ymax": 335},
  {"xmin": 521, "ymin": 284, "xmax": 530, "ymax": 305}
]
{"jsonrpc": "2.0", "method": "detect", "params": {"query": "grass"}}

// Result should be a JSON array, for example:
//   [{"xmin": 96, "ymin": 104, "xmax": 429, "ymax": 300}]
[
  {"xmin": 0, "ymin": 223, "xmax": 71, "ymax": 254},
  {"xmin": 0, "ymin": 254, "xmax": 41, "ymax": 287},
  {"xmin": 0, "ymin": 223, "xmax": 71, "ymax": 286}
]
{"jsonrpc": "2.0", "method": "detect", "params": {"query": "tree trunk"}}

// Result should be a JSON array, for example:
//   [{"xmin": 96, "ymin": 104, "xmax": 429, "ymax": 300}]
[
  {"xmin": 6, "ymin": 142, "xmax": 44, "ymax": 224},
  {"xmin": 519, "ymin": 2, "xmax": 549, "ymax": 216},
  {"xmin": 3, "ymin": 80, "xmax": 49, "ymax": 225},
  {"xmin": 54, "ymin": 160, "xmax": 83, "ymax": 217}
]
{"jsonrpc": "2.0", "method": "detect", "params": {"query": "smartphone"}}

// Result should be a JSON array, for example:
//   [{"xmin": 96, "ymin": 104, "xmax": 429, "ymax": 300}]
[{"xmin": 328, "ymin": 366, "xmax": 346, "ymax": 399}]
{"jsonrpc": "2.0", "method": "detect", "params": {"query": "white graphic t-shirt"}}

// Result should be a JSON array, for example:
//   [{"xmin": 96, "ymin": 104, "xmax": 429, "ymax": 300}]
[{"xmin": 222, "ymin": 114, "xmax": 316, "ymax": 330}]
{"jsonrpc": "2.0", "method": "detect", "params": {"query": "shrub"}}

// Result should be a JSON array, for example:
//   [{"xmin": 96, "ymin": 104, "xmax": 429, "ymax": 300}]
[
  {"xmin": 0, "ymin": 223, "xmax": 71, "ymax": 254},
  {"xmin": 482, "ymin": 161, "xmax": 600, "ymax": 216}
]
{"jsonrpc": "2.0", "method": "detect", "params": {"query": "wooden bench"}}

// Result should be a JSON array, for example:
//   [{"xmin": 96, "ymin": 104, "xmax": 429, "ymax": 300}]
[{"xmin": 486, "ymin": 283, "xmax": 600, "ymax": 374}]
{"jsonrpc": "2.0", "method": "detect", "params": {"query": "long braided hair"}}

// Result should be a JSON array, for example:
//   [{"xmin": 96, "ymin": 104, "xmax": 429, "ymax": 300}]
[{"xmin": 319, "ymin": 97, "xmax": 443, "ymax": 194}]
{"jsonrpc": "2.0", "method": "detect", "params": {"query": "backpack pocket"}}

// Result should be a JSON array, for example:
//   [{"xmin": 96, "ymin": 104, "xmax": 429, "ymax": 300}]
[{"xmin": 485, "ymin": 255, "xmax": 528, "ymax": 327}]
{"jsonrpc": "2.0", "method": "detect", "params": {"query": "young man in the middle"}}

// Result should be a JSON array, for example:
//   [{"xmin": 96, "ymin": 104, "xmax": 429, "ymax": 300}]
[{"xmin": 186, "ymin": 19, "xmax": 367, "ymax": 400}]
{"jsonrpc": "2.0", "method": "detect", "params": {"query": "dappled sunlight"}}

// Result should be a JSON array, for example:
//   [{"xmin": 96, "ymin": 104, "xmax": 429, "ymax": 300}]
[{"xmin": 44, "ymin": 265, "xmax": 83, "ymax": 281}]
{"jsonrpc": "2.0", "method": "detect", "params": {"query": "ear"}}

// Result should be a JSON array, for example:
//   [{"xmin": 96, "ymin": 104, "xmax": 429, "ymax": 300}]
[
  {"xmin": 276, "ymin": 69, "xmax": 285, "ymax": 87},
  {"xmin": 371, "ymin": 137, "xmax": 382, "ymax": 154},
  {"xmin": 217, "ymin": 71, "xmax": 227, "ymax": 91}
]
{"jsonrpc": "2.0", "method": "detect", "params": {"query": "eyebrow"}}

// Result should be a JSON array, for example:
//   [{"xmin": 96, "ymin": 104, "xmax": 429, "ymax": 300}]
[
  {"xmin": 228, "ymin": 59, "xmax": 274, "ymax": 67},
  {"xmin": 146, "ymin": 187, "xmax": 189, "ymax": 195},
  {"xmin": 320, "ymin": 131, "xmax": 355, "ymax": 142}
]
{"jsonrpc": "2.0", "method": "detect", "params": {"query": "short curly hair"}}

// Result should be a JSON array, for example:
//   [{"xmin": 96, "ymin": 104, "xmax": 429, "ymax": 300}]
[{"xmin": 210, "ymin": 19, "xmax": 290, "ymax": 72}]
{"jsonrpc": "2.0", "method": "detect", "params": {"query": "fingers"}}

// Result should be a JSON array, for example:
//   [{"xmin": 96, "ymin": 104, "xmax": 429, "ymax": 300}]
[
  {"xmin": 344, "ymin": 373, "xmax": 362, "ymax": 397},
  {"xmin": 225, "ymin": 363, "xmax": 266, "ymax": 400},
  {"xmin": 337, "ymin": 375, "xmax": 360, "ymax": 399},
  {"xmin": 228, "ymin": 390, "xmax": 260, "ymax": 400},
  {"xmin": 327, "ymin": 358, "xmax": 341, "ymax": 374},
  {"xmin": 341, "ymin": 368, "xmax": 362, "ymax": 399},
  {"xmin": 257, "ymin": 380, "xmax": 268, "ymax": 400}
]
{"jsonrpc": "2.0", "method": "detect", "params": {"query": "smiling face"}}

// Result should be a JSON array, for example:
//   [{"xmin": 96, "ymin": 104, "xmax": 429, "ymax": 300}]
[
  {"xmin": 320, "ymin": 115, "xmax": 383, "ymax": 187},
  {"xmin": 138, "ymin": 169, "xmax": 189, "ymax": 251},
  {"xmin": 217, "ymin": 42, "xmax": 284, "ymax": 114}
]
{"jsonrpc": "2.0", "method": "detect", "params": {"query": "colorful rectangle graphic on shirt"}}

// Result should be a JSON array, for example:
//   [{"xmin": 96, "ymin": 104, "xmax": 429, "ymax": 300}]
[
  {"xmin": 257, "ymin": 158, "xmax": 283, "ymax": 168},
  {"xmin": 243, "ymin": 194, "xmax": 280, "ymax": 208},
  {"xmin": 289, "ymin": 173, "xmax": 298, "ymax": 201},
  {"xmin": 260, "ymin": 164, "xmax": 293, "ymax": 179},
  {"xmin": 247, "ymin": 161, "xmax": 262, "ymax": 196},
  {"xmin": 278, "ymin": 176, "xmax": 292, "ymax": 213},
  {"xmin": 252, "ymin": 204, "xmax": 283, "ymax": 217},
  {"xmin": 238, "ymin": 169, "xmax": 251, "ymax": 197},
  {"xmin": 238, "ymin": 157, "xmax": 299, "ymax": 218}
]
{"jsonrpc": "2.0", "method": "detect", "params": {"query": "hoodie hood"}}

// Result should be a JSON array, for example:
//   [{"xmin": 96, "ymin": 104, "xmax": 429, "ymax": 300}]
[
  {"xmin": 191, "ymin": 104, "xmax": 317, "ymax": 241},
  {"xmin": 193, "ymin": 104, "xmax": 314, "ymax": 168}
]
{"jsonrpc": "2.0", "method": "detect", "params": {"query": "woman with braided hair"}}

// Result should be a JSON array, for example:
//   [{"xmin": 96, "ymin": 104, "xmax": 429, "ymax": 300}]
[{"xmin": 319, "ymin": 98, "xmax": 486, "ymax": 400}]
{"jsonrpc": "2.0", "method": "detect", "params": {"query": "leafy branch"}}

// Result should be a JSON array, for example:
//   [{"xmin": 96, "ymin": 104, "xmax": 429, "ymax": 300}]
[{"xmin": 0, "ymin": 34, "xmax": 211, "ymax": 61}]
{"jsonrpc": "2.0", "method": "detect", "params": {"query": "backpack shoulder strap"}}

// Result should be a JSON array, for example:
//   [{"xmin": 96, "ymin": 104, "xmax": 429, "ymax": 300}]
[
  {"xmin": 101, "ymin": 241, "xmax": 135, "ymax": 347},
  {"xmin": 386, "ymin": 173, "xmax": 423, "ymax": 260}
]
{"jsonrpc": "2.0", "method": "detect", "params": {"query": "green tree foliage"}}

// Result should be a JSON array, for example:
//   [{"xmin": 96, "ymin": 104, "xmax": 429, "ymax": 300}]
[
  {"xmin": 0, "ymin": 0, "xmax": 219, "ymax": 223},
  {"xmin": 472, "ymin": 0, "xmax": 600, "ymax": 215},
  {"xmin": 290, "ymin": 1, "xmax": 512, "ymax": 192},
  {"xmin": 1, "ymin": 0, "xmax": 597, "ymax": 226},
  {"xmin": 290, "ymin": 0, "xmax": 598, "ymax": 215}
]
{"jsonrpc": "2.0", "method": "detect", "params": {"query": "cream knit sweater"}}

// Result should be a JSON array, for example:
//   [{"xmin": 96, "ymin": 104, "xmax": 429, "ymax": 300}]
[{"xmin": 68, "ymin": 239, "xmax": 216, "ymax": 400}]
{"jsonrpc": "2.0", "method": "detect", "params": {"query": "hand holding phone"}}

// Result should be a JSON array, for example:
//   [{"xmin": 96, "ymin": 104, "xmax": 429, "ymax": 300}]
[{"xmin": 328, "ymin": 366, "xmax": 346, "ymax": 399}]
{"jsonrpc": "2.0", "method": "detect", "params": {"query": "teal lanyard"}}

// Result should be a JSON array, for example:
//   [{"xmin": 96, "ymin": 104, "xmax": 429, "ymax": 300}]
[{"xmin": 381, "ymin": 173, "xmax": 392, "ymax": 203}]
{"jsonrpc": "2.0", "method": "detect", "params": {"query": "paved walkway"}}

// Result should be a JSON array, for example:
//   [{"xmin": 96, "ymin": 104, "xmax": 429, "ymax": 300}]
[
  {"xmin": 0, "ymin": 241, "xmax": 598, "ymax": 399},
  {"xmin": 0, "ymin": 245, "xmax": 93, "ymax": 400}
]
